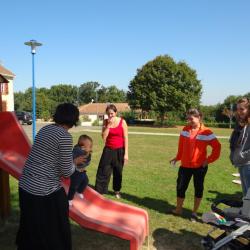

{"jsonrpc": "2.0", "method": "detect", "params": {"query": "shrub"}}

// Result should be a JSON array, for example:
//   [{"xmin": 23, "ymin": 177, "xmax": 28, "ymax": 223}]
[
  {"xmin": 92, "ymin": 119, "xmax": 100, "ymax": 126},
  {"xmin": 80, "ymin": 115, "xmax": 91, "ymax": 122}
]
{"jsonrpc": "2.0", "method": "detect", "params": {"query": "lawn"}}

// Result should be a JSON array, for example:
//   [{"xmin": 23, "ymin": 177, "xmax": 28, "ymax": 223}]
[{"xmin": 0, "ymin": 126, "xmax": 241, "ymax": 250}]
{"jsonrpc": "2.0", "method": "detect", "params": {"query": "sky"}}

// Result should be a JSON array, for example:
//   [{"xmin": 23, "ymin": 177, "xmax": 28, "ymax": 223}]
[{"xmin": 1, "ymin": 0, "xmax": 250, "ymax": 105}]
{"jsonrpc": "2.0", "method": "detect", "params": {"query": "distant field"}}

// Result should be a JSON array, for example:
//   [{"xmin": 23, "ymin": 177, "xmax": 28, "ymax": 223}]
[{"xmin": 0, "ymin": 127, "xmax": 240, "ymax": 250}]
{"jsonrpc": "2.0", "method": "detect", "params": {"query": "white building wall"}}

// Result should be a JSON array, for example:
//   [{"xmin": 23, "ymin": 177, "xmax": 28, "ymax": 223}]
[{"xmin": 2, "ymin": 77, "xmax": 14, "ymax": 111}]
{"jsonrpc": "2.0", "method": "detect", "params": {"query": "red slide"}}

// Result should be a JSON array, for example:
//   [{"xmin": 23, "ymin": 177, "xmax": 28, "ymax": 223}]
[{"xmin": 0, "ymin": 112, "xmax": 149, "ymax": 250}]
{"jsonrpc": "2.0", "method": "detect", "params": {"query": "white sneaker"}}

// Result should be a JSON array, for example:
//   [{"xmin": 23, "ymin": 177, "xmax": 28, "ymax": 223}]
[
  {"xmin": 232, "ymin": 173, "xmax": 240, "ymax": 177},
  {"xmin": 77, "ymin": 193, "xmax": 84, "ymax": 199},
  {"xmin": 232, "ymin": 179, "xmax": 241, "ymax": 185},
  {"xmin": 115, "ymin": 192, "xmax": 121, "ymax": 199},
  {"xmin": 69, "ymin": 200, "xmax": 73, "ymax": 206}
]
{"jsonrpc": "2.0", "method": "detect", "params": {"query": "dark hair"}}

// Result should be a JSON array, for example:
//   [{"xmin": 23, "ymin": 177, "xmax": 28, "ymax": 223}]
[
  {"xmin": 106, "ymin": 104, "xmax": 117, "ymax": 113},
  {"xmin": 78, "ymin": 134, "xmax": 93, "ymax": 145},
  {"xmin": 53, "ymin": 103, "xmax": 79, "ymax": 128},
  {"xmin": 186, "ymin": 108, "xmax": 203, "ymax": 119}
]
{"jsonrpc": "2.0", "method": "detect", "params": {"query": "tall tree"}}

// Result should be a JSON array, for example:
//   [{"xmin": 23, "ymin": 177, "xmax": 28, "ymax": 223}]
[
  {"xmin": 49, "ymin": 84, "xmax": 78, "ymax": 105},
  {"xmin": 78, "ymin": 82, "xmax": 100, "ymax": 104},
  {"xmin": 128, "ymin": 55, "xmax": 202, "ymax": 121},
  {"xmin": 97, "ymin": 85, "xmax": 127, "ymax": 103}
]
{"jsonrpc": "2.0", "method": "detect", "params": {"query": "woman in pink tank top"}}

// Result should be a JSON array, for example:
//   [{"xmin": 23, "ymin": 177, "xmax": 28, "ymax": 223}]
[{"xmin": 95, "ymin": 104, "xmax": 128, "ymax": 198}]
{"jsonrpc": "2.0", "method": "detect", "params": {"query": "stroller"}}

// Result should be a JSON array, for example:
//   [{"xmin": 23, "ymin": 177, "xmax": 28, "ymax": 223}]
[{"xmin": 201, "ymin": 189, "xmax": 250, "ymax": 250}]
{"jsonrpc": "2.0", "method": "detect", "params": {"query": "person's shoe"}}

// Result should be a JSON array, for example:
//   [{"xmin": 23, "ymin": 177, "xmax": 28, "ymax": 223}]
[
  {"xmin": 77, "ymin": 193, "xmax": 84, "ymax": 199},
  {"xmin": 190, "ymin": 212, "xmax": 199, "ymax": 222},
  {"xmin": 232, "ymin": 173, "xmax": 240, "ymax": 177},
  {"xmin": 69, "ymin": 200, "xmax": 73, "ymax": 206},
  {"xmin": 232, "ymin": 179, "xmax": 241, "ymax": 185},
  {"xmin": 115, "ymin": 192, "xmax": 121, "ymax": 199}
]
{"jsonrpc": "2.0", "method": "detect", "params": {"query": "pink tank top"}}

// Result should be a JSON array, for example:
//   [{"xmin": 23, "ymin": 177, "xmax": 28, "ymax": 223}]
[{"xmin": 105, "ymin": 118, "xmax": 124, "ymax": 149}]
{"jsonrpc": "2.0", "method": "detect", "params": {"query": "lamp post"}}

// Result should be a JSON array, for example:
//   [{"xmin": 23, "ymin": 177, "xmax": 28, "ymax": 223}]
[{"xmin": 24, "ymin": 40, "xmax": 42, "ymax": 142}]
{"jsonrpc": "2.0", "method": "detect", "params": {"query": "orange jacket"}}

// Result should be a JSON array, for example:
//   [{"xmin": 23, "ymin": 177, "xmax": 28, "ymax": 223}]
[{"xmin": 175, "ymin": 124, "xmax": 221, "ymax": 168}]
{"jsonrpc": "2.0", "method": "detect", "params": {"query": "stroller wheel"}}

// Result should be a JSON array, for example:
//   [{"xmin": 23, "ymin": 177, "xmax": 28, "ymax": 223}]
[{"xmin": 201, "ymin": 236, "xmax": 215, "ymax": 249}]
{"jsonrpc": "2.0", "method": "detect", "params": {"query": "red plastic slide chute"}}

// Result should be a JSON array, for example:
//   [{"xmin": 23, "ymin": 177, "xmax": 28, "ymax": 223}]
[{"xmin": 0, "ymin": 112, "xmax": 149, "ymax": 250}]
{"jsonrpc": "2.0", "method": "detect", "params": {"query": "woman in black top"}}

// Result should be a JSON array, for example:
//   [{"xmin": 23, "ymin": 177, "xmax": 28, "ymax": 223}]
[{"xmin": 16, "ymin": 103, "xmax": 84, "ymax": 250}]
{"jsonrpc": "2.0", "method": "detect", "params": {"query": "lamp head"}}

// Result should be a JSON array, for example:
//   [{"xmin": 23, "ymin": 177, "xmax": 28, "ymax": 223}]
[{"xmin": 24, "ymin": 39, "xmax": 42, "ymax": 54}]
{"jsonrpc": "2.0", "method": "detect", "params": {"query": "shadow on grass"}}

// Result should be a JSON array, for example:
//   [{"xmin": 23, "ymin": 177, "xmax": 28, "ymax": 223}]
[
  {"xmin": 152, "ymin": 227, "xmax": 203, "ymax": 250},
  {"xmin": 71, "ymin": 222, "xmax": 129, "ymax": 250},
  {"xmin": 0, "ymin": 207, "xmax": 129, "ymax": 250},
  {"xmin": 206, "ymin": 190, "xmax": 242, "ymax": 203},
  {"xmin": 120, "ymin": 192, "xmax": 194, "ymax": 219}
]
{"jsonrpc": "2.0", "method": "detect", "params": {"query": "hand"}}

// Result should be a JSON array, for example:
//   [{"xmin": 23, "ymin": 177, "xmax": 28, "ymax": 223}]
[
  {"xmin": 79, "ymin": 168, "xmax": 87, "ymax": 173},
  {"xmin": 74, "ymin": 156, "xmax": 86, "ymax": 166},
  {"xmin": 169, "ymin": 158, "xmax": 176, "ymax": 166},
  {"xmin": 104, "ymin": 118, "xmax": 112, "ymax": 129},
  {"xmin": 124, "ymin": 154, "xmax": 129, "ymax": 165}
]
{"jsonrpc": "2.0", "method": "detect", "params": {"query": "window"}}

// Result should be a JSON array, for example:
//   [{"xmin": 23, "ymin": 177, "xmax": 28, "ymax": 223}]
[{"xmin": 2, "ymin": 83, "xmax": 9, "ymax": 95}]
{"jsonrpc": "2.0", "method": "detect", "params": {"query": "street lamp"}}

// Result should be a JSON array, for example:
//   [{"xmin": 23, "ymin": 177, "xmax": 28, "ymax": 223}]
[{"xmin": 24, "ymin": 39, "xmax": 42, "ymax": 142}]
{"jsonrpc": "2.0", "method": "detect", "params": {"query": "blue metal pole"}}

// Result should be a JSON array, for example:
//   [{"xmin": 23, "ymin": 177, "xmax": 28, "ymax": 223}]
[{"xmin": 32, "ymin": 52, "xmax": 36, "ymax": 142}]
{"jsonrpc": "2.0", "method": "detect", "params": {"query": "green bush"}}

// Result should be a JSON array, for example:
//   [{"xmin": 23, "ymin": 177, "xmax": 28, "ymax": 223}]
[
  {"xmin": 204, "ymin": 122, "xmax": 235, "ymax": 128},
  {"xmin": 92, "ymin": 119, "xmax": 100, "ymax": 126},
  {"xmin": 80, "ymin": 115, "xmax": 91, "ymax": 122}
]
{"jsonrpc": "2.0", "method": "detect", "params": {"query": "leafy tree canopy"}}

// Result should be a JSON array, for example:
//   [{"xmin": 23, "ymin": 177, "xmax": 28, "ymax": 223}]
[{"xmin": 128, "ymin": 55, "xmax": 202, "ymax": 120}]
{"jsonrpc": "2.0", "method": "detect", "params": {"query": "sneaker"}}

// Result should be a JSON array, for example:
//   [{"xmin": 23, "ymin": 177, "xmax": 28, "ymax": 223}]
[
  {"xmin": 69, "ymin": 200, "xmax": 73, "ymax": 206},
  {"xmin": 232, "ymin": 179, "xmax": 241, "ymax": 185},
  {"xmin": 77, "ymin": 193, "xmax": 84, "ymax": 199},
  {"xmin": 232, "ymin": 173, "xmax": 240, "ymax": 177},
  {"xmin": 115, "ymin": 192, "xmax": 121, "ymax": 199}
]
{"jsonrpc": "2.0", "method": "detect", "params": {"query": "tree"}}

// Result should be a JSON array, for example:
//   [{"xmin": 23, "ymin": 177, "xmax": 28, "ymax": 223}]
[
  {"xmin": 78, "ymin": 82, "xmax": 100, "ymax": 104},
  {"xmin": 128, "ymin": 55, "xmax": 202, "ymax": 121},
  {"xmin": 97, "ymin": 85, "xmax": 127, "ymax": 103},
  {"xmin": 49, "ymin": 84, "xmax": 78, "ymax": 105}
]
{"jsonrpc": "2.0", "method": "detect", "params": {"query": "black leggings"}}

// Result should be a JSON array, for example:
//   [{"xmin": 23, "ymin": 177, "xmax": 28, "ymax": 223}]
[
  {"xmin": 95, "ymin": 147, "xmax": 124, "ymax": 194},
  {"xmin": 176, "ymin": 166, "xmax": 208, "ymax": 198}
]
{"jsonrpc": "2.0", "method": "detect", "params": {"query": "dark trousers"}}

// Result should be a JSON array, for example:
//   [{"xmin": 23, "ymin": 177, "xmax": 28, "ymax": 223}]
[
  {"xmin": 177, "ymin": 166, "xmax": 208, "ymax": 198},
  {"xmin": 16, "ymin": 187, "xmax": 71, "ymax": 250},
  {"xmin": 68, "ymin": 171, "xmax": 89, "ymax": 200},
  {"xmin": 95, "ymin": 147, "xmax": 124, "ymax": 194}
]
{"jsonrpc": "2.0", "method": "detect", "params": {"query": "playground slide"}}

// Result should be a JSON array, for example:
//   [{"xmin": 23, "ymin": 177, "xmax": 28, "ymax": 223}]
[{"xmin": 0, "ymin": 112, "xmax": 149, "ymax": 250}]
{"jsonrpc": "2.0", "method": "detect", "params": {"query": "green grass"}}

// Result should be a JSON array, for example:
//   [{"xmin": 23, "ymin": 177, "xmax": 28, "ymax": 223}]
[
  {"xmin": 0, "ymin": 127, "xmax": 241, "ymax": 250},
  {"xmin": 127, "ymin": 125, "xmax": 232, "ymax": 137}
]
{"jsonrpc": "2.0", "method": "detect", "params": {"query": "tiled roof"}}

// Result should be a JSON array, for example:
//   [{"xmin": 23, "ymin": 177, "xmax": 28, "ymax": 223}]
[
  {"xmin": 0, "ymin": 65, "xmax": 15, "ymax": 77},
  {"xmin": 79, "ymin": 103, "xmax": 130, "ymax": 114}
]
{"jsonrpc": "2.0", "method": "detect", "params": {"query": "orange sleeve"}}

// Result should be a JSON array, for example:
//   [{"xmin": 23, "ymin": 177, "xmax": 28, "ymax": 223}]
[
  {"xmin": 207, "ymin": 138, "xmax": 221, "ymax": 164},
  {"xmin": 175, "ymin": 134, "xmax": 184, "ymax": 161}
]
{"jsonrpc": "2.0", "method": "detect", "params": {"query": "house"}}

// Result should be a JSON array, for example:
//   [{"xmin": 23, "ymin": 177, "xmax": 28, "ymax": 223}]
[
  {"xmin": 0, "ymin": 64, "xmax": 15, "ymax": 111},
  {"xmin": 79, "ymin": 103, "xmax": 130, "ymax": 126}
]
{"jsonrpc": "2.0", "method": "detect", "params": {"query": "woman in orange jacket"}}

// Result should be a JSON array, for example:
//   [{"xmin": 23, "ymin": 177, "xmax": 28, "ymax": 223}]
[{"xmin": 170, "ymin": 109, "xmax": 221, "ymax": 220}]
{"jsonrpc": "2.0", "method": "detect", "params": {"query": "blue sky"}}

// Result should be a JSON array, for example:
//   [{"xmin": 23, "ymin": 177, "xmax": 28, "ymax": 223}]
[{"xmin": 1, "ymin": 0, "xmax": 249, "ymax": 105}]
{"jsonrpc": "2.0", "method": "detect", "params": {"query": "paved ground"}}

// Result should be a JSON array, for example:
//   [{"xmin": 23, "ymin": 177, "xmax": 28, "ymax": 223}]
[{"xmin": 22, "ymin": 123, "xmax": 229, "ymax": 140}]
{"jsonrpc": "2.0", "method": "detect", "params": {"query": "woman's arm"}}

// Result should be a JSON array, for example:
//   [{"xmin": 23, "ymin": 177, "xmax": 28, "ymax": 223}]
[
  {"xmin": 102, "ymin": 120, "xmax": 110, "ymax": 142},
  {"xmin": 122, "ymin": 119, "xmax": 129, "ymax": 164},
  {"xmin": 59, "ymin": 134, "xmax": 75, "ymax": 177},
  {"xmin": 207, "ymin": 137, "xmax": 221, "ymax": 164}
]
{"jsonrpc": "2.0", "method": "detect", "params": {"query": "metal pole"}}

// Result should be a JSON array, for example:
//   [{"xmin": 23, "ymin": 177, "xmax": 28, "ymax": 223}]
[{"xmin": 32, "ymin": 52, "xmax": 36, "ymax": 141}]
